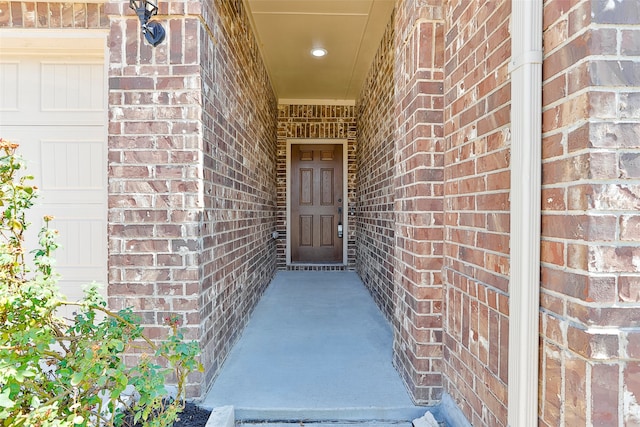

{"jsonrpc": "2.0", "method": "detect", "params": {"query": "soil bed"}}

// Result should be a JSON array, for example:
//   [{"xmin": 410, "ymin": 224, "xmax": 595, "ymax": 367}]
[
  {"xmin": 173, "ymin": 402, "xmax": 212, "ymax": 427},
  {"xmin": 126, "ymin": 402, "xmax": 212, "ymax": 427}
]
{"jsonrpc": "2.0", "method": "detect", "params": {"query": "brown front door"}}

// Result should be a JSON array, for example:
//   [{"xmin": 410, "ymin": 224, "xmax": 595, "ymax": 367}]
[{"xmin": 291, "ymin": 144, "xmax": 344, "ymax": 263}]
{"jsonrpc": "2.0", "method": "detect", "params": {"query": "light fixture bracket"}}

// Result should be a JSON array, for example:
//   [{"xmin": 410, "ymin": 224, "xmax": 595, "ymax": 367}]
[{"xmin": 129, "ymin": 0, "xmax": 165, "ymax": 47}]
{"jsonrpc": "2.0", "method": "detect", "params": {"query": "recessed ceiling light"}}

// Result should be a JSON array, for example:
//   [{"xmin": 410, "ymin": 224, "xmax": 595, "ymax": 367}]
[{"xmin": 311, "ymin": 48, "xmax": 327, "ymax": 57}]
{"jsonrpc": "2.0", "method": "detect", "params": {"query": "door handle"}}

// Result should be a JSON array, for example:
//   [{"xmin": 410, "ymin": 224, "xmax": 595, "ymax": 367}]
[{"xmin": 337, "ymin": 202, "xmax": 343, "ymax": 238}]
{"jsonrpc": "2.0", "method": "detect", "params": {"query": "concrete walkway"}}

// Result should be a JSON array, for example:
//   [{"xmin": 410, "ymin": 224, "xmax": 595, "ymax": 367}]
[{"xmin": 200, "ymin": 271, "xmax": 430, "ymax": 424}]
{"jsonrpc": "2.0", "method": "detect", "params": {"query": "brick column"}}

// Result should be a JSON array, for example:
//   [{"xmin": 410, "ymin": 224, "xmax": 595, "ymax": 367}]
[
  {"xmin": 107, "ymin": 0, "xmax": 278, "ymax": 398},
  {"xmin": 441, "ymin": 1, "xmax": 512, "ymax": 424},
  {"xmin": 106, "ymin": 0, "xmax": 205, "ymax": 397},
  {"xmin": 540, "ymin": 0, "xmax": 640, "ymax": 425},
  {"xmin": 392, "ymin": 0, "xmax": 445, "ymax": 404}
]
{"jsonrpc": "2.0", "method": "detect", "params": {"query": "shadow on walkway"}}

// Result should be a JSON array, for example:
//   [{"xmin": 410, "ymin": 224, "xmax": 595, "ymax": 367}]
[{"xmin": 200, "ymin": 271, "xmax": 428, "ymax": 423}]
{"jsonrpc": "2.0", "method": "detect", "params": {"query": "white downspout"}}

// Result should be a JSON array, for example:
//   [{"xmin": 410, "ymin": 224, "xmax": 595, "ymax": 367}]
[{"xmin": 508, "ymin": 1, "xmax": 543, "ymax": 426}]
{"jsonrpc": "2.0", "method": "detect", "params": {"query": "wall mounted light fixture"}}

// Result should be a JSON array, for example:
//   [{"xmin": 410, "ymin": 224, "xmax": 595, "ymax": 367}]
[{"xmin": 129, "ymin": 0, "xmax": 165, "ymax": 47}]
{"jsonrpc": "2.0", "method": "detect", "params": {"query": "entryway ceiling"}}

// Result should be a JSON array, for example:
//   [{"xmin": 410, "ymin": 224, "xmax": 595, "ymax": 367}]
[{"xmin": 243, "ymin": 0, "xmax": 395, "ymax": 102}]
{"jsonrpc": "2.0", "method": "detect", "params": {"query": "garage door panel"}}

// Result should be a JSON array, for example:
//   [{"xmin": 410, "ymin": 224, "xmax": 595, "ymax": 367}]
[
  {"xmin": 41, "ymin": 139, "xmax": 105, "ymax": 191},
  {"xmin": 0, "ymin": 128, "xmax": 106, "ymax": 195},
  {"xmin": 0, "ymin": 62, "xmax": 19, "ymax": 111},
  {"xmin": 23, "ymin": 201, "xmax": 106, "ymax": 290},
  {"xmin": 0, "ymin": 57, "xmax": 104, "ymax": 126},
  {"xmin": 29, "ymin": 210, "xmax": 105, "ymax": 257},
  {"xmin": 41, "ymin": 62, "xmax": 104, "ymax": 112},
  {"xmin": 51, "ymin": 218, "xmax": 107, "ymax": 267},
  {"xmin": 29, "ymin": 206, "xmax": 105, "ymax": 272}
]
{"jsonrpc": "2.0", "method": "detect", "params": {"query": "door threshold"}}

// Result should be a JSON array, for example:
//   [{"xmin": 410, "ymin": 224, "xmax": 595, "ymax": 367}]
[{"xmin": 287, "ymin": 263, "xmax": 347, "ymax": 271}]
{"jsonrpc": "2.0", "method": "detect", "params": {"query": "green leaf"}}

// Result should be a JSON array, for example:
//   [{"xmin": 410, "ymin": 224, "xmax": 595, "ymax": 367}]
[
  {"xmin": 70, "ymin": 371, "xmax": 84, "ymax": 386},
  {"xmin": 30, "ymin": 395, "xmax": 41, "ymax": 408},
  {"xmin": 112, "ymin": 339, "xmax": 124, "ymax": 352},
  {"xmin": 0, "ymin": 389, "xmax": 15, "ymax": 409}
]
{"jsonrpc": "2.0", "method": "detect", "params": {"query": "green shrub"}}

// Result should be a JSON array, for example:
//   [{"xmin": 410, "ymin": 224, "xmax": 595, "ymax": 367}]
[{"xmin": 0, "ymin": 139, "xmax": 203, "ymax": 426}]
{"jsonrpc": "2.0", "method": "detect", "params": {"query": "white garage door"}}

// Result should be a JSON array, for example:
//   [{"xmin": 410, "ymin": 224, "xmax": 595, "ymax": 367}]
[{"xmin": 0, "ymin": 35, "xmax": 107, "ymax": 313}]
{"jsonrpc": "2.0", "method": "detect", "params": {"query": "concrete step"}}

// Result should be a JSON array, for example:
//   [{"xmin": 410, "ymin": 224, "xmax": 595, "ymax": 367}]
[
  {"xmin": 236, "ymin": 422, "xmax": 414, "ymax": 426},
  {"xmin": 235, "ymin": 413, "xmax": 446, "ymax": 427},
  {"xmin": 230, "ymin": 407, "xmax": 429, "ymax": 423}
]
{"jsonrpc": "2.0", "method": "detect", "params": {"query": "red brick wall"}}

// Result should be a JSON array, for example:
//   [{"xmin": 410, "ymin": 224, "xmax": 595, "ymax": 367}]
[
  {"xmin": 106, "ymin": 0, "xmax": 205, "ymax": 397},
  {"xmin": 107, "ymin": 0, "xmax": 277, "ymax": 397},
  {"xmin": 356, "ymin": 0, "xmax": 445, "ymax": 406},
  {"xmin": 0, "ymin": 1, "xmax": 109, "ymax": 27},
  {"xmin": 392, "ymin": 0, "xmax": 445, "ymax": 405},
  {"xmin": 356, "ymin": 15, "xmax": 396, "ymax": 321},
  {"xmin": 276, "ymin": 104, "xmax": 357, "ymax": 270},
  {"xmin": 540, "ymin": 0, "xmax": 640, "ymax": 425},
  {"xmin": 442, "ymin": 1, "xmax": 511, "ymax": 424},
  {"xmin": 197, "ymin": 0, "xmax": 278, "ymax": 393}
]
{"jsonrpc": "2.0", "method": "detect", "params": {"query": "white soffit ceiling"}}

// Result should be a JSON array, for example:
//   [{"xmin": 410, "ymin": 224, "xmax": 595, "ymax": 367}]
[{"xmin": 244, "ymin": 0, "xmax": 394, "ymax": 102}]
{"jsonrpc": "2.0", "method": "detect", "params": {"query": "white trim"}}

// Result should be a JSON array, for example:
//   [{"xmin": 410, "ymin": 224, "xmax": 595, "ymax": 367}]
[
  {"xmin": 279, "ymin": 99, "xmax": 356, "ymax": 106},
  {"xmin": 0, "ymin": 28, "xmax": 109, "ymax": 39},
  {"xmin": 0, "ymin": 29, "xmax": 108, "ymax": 57},
  {"xmin": 508, "ymin": 1, "xmax": 543, "ymax": 426},
  {"xmin": 286, "ymin": 139, "xmax": 349, "ymax": 266}
]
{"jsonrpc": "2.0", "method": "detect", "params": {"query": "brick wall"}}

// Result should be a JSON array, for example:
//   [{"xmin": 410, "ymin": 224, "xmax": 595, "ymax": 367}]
[
  {"xmin": 106, "ymin": 0, "xmax": 206, "ymax": 397},
  {"xmin": 0, "ymin": 1, "xmax": 109, "ymax": 27},
  {"xmin": 540, "ymin": 0, "xmax": 640, "ymax": 425},
  {"xmin": 356, "ymin": 0, "xmax": 445, "ymax": 406},
  {"xmin": 355, "ymin": 15, "xmax": 396, "ymax": 321},
  {"xmin": 276, "ymin": 104, "xmax": 357, "ymax": 270},
  {"xmin": 107, "ymin": 0, "xmax": 277, "ymax": 397},
  {"xmin": 392, "ymin": 0, "xmax": 445, "ymax": 405},
  {"xmin": 441, "ymin": 1, "xmax": 511, "ymax": 424},
  {"xmin": 197, "ymin": 0, "xmax": 278, "ymax": 393}
]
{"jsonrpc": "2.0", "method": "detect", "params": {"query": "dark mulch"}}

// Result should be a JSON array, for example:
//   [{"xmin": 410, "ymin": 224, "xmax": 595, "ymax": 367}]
[
  {"xmin": 123, "ymin": 401, "xmax": 212, "ymax": 427},
  {"xmin": 173, "ymin": 402, "xmax": 212, "ymax": 427}
]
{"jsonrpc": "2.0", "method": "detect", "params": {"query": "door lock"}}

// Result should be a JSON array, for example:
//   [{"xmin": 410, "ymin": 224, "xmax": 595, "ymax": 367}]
[{"xmin": 337, "ymin": 204, "xmax": 343, "ymax": 238}]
